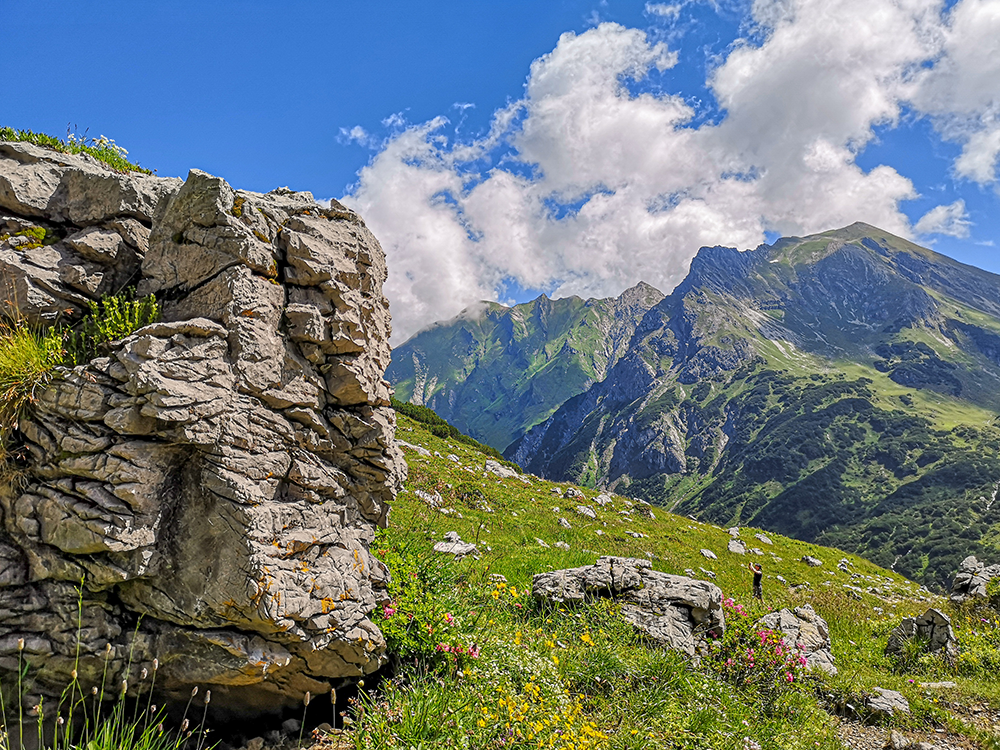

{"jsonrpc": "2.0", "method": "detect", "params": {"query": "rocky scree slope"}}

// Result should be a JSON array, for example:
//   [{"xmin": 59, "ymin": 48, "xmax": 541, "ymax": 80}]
[
  {"xmin": 387, "ymin": 282, "xmax": 663, "ymax": 452},
  {"xmin": 502, "ymin": 224, "xmax": 1000, "ymax": 590},
  {"xmin": 0, "ymin": 141, "xmax": 405, "ymax": 715}
]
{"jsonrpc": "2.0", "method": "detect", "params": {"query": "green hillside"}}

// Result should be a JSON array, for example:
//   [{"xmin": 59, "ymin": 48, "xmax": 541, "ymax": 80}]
[
  {"xmin": 387, "ymin": 283, "xmax": 663, "ymax": 452},
  {"xmin": 507, "ymin": 225, "xmax": 1000, "ymax": 590},
  {"xmin": 344, "ymin": 409, "xmax": 1000, "ymax": 750}
]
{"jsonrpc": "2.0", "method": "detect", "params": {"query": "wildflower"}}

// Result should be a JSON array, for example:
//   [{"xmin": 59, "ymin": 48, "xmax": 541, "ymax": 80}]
[
  {"xmin": 17, "ymin": 638, "xmax": 24, "ymax": 651},
  {"xmin": 444, "ymin": 612, "xmax": 454, "ymax": 624}
]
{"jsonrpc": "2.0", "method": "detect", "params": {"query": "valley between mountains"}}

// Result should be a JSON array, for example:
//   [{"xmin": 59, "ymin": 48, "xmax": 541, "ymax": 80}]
[{"xmin": 388, "ymin": 223, "xmax": 1000, "ymax": 590}]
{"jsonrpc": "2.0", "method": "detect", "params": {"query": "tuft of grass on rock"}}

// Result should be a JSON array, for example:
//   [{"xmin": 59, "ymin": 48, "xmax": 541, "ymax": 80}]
[{"xmin": 0, "ymin": 126, "xmax": 150, "ymax": 174}]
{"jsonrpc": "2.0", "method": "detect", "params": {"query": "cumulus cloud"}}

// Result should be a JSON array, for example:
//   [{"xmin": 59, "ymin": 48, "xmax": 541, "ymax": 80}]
[
  {"xmin": 342, "ymin": 0, "xmax": 996, "ymax": 344},
  {"xmin": 910, "ymin": 0, "xmax": 1000, "ymax": 183},
  {"xmin": 915, "ymin": 199, "xmax": 972, "ymax": 237}
]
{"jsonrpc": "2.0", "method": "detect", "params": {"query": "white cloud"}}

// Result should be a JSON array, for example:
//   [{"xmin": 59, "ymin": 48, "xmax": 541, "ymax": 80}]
[
  {"xmin": 915, "ymin": 199, "xmax": 972, "ymax": 237},
  {"xmin": 910, "ymin": 0, "xmax": 1000, "ymax": 183},
  {"xmin": 343, "ymin": 1, "xmax": 997, "ymax": 344},
  {"xmin": 646, "ymin": 3, "xmax": 682, "ymax": 18}
]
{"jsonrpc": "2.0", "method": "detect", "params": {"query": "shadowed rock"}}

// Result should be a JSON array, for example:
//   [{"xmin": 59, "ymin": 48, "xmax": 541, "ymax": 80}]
[
  {"xmin": 886, "ymin": 608, "xmax": 959, "ymax": 660},
  {"xmin": 950, "ymin": 555, "xmax": 1000, "ymax": 603},
  {"xmin": 0, "ymin": 142, "xmax": 405, "ymax": 716}
]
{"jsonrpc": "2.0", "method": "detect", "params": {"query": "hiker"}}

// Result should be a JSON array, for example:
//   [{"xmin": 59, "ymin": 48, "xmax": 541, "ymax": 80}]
[{"xmin": 748, "ymin": 561, "xmax": 763, "ymax": 600}]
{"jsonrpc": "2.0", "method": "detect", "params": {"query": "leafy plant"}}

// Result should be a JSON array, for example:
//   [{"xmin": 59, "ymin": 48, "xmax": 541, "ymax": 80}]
[{"xmin": 65, "ymin": 292, "xmax": 160, "ymax": 367}]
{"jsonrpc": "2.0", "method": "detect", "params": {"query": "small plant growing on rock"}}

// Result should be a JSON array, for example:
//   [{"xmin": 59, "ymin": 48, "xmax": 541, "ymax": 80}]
[
  {"xmin": 0, "ymin": 127, "xmax": 150, "ymax": 174},
  {"xmin": 64, "ymin": 291, "xmax": 160, "ymax": 366}
]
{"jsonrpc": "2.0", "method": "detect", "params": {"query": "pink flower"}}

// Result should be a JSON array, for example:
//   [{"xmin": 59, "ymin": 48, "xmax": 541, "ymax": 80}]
[
  {"xmin": 786, "ymin": 672, "xmax": 794, "ymax": 682},
  {"xmin": 444, "ymin": 613, "xmax": 454, "ymax": 625}
]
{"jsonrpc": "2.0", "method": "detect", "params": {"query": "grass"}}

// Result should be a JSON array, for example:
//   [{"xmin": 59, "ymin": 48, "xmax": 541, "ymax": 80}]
[
  {"xmin": 0, "ymin": 127, "xmax": 150, "ymax": 174},
  {"xmin": 337, "ymin": 411, "xmax": 1000, "ymax": 749}
]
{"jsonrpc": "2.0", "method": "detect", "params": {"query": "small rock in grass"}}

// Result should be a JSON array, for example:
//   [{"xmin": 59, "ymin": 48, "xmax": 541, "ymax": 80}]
[
  {"xmin": 728, "ymin": 527, "xmax": 741, "ymax": 538},
  {"xmin": 575, "ymin": 505, "xmax": 597, "ymax": 519},
  {"xmin": 698, "ymin": 567, "xmax": 716, "ymax": 579},
  {"xmin": 754, "ymin": 533, "xmax": 773, "ymax": 545},
  {"xmin": 701, "ymin": 549, "xmax": 717, "ymax": 560},
  {"xmin": 685, "ymin": 568, "xmax": 696, "ymax": 576},
  {"xmin": 750, "ymin": 548, "xmax": 764, "ymax": 556},
  {"xmin": 555, "ymin": 541, "xmax": 570, "ymax": 550},
  {"xmin": 728, "ymin": 539, "xmax": 746, "ymax": 555},
  {"xmin": 558, "ymin": 517, "xmax": 571, "ymax": 529},
  {"xmin": 447, "ymin": 454, "xmax": 460, "ymax": 463},
  {"xmin": 596, "ymin": 529, "xmax": 605, "ymax": 536},
  {"xmin": 867, "ymin": 687, "xmax": 909, "ymax": 716},
  {"xmin": 594, "ymin": 493, "xmax": 613, "ymax": 506},
  {"xmin": 801, "ymin": 555, "xmax": 823, "ymax": 567},
  {"xmin": 535, "ymin": 537, "xmax": 550, "ymax": 548}
]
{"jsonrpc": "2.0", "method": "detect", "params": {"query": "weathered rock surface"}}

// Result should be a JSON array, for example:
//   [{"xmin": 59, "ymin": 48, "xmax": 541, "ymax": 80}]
[
  {"xmin": 433, "ymin": 531, "xmax": 478, "ymax": 558},
  {"xmin": 885, "ymin": 608, "xmax": 959, "ymax": 660},
  {"xmin": 531, "ymin": 556, "xmax": 725, "ymax": 656},
  {"xmin": 867, "ymin": 687, "xmax": 910, "ymax": 717},
  {"xmin": 0, "ymin": 142, "xmax": 405, "ymax": 715},
  {"xmin": 758, "ymin": 605, "xmax": 837, "ymax": 675},
  {"xmin": 949, "ymin": 555, "xmax": 1000, "ymax": 603}
]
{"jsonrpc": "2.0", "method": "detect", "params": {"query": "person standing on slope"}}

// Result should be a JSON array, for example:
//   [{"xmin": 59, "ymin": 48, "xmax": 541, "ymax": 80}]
[{"xmin": 748, "ymin": 561, "xmax": 763, "ymax": 601}]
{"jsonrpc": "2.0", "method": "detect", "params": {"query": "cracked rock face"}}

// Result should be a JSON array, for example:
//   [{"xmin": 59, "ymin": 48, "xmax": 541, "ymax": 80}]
[
  {"xmin": 531, "ymin": 556, "xmax": 725, "ymax": 656},
  {"xmin": 0, "ymin": 142, "xmax": 405, "ymax": 715},
  {"xmin": 950, "ymin": 555, "xmax": 1000, "ymax": 603}
]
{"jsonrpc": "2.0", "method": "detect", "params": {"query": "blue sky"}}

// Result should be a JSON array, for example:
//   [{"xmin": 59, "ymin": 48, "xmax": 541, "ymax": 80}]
[{"xmin": 5, "ymin": 0, "xmax": 999, "ymax": 342}]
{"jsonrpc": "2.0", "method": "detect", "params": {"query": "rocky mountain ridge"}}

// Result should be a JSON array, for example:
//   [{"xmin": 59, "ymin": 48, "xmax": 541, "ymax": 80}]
[
  {"xmin": 387, "ymin": 280, "xmax": 663, "ymax": 452},
  {"xmin": 395, "ymin": 223, "xmax": 1000, "ymax": 589}
]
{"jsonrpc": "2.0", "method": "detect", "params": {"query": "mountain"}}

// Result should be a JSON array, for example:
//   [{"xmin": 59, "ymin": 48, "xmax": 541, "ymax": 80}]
[
  {"xmin": 386, "ymin": 281, "xmax": 664, "ymax": 452},
  {"xmin": 503, "ymin": 223, "xmax": 1000, "ymax": 589}
]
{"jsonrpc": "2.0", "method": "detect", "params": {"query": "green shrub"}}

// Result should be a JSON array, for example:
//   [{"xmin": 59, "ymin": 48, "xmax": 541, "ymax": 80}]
[
  {"xmin": 65, "ymin": 292, "xmax": 160, "ymax": 366},
  {"xmin": 0, "ymin": 127, "xmax": 150, "ymax": 174},
  {"xmin": 372, "ymin": 529, "xmax": 480, "ymax": 671},
  {"xmin": 704, "ymin": 597, "xmax": 810, "ymax": 713}
]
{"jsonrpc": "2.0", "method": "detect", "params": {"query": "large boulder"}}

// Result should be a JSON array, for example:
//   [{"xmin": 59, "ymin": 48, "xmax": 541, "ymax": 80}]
[
  {"xmin": 886, "ymin": 608, "xmax": 959, "ymax": 660},
  {"xmin": 758, "ymin": 605, "xmax": 837, "ymax": 675},
  {"xmin": 950, "ymin": 555, "xmax": 1000, "ymax": 603},
  {"xmin": 0, "ymin": 142, "xmax": 405, "ymax": 716},
  {"xmin": 531, "ymin": 556, "xmax": 725, "ymax": 656}
]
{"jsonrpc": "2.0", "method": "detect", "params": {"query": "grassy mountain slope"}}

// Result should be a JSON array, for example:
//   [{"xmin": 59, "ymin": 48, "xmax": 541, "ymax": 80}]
[
  {"xmin": 507, "ymin": 225, "xmax": 1000, "ymax": 590},
  {"xmin": 387, "ymin": 282, "xmax": 663, "ymax": 452},
  {"xmin": 344, "ymin": 410, "xmax": 1000, "ymax": 749}
]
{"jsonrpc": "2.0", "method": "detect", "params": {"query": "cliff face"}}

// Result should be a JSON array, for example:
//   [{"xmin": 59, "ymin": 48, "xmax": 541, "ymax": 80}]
[{"xmin": 0, "ymin": 142, "xmax": 405, "ymax": 714}]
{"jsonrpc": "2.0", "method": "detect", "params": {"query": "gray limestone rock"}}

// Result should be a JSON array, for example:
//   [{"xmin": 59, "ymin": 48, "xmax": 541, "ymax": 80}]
[
  {"xmin": 801, "ymin": 555, "xmax": 823, "ymax": 567},
  {"xmin": 0, "ymin": 146, "xmax": 405, "ymax": 717},
  {"xmin": 575, "ymin": 505, "xmax": 597, "ymax": 519},
  {"xmin": 758, "ymin": 605, "xmax": 837, "ymax": 675},
  {"xmin": 886, "ymin": 608, "xmax": 959, "ymax": 660},
  {"xmin": 949, "ymin": 555, "xmax": 1000, "ymax": 603},
  {"xmin": 727, "ymin": 539, "xmax": 746, "ymax": 555},
  {"xmin": 700, "ymin": 549, "xmax": 717, "ymax": 560},
  {"xmin": 434, "ymin": 531, "xmax": 477, "ymax": 558},
  {"xmin": 532, "ymin": 556, "xmax": 724, "ymax": 656},
  {"xmin": 866, "ymin": 687, "xmax": 910, "ymax": 717}
]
